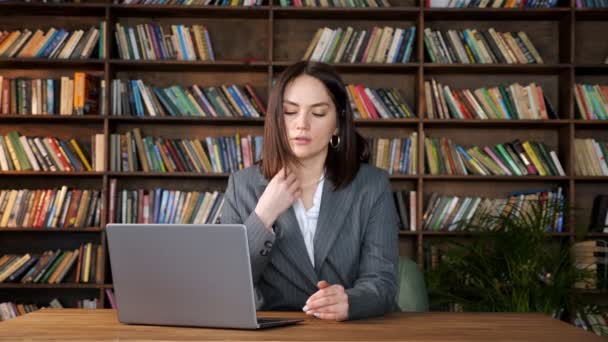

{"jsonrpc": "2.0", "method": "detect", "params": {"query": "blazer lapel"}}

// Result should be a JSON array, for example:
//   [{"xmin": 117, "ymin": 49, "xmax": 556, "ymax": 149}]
[
  {"xmin": 313, "ymin": 177, "xmax": 355, "ymax": 274},
  {"xmin": 255, "ymin": 169, "xmax": 319, "ymax": 291}
]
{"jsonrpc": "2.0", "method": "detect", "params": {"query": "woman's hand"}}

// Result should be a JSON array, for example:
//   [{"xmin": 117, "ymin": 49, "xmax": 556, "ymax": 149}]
[
  {"xmin": 254, "ymin": 167, "xmax": 301, "ymax": 230},
  {"xmin": 303, "ymin": 281, "xmax": 349, "ymax": 321}
]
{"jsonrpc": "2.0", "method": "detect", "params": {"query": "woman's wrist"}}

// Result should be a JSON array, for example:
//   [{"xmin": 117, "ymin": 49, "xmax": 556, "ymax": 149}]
[{"xmin": 254, "ymin": 207, "xmax": 276, "ymax": 231}]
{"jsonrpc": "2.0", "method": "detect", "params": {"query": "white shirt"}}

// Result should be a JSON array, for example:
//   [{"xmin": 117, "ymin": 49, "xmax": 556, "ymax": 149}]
[{"xmin": 292, "ymin": 173, "xmax": 325, "ymax": 268}]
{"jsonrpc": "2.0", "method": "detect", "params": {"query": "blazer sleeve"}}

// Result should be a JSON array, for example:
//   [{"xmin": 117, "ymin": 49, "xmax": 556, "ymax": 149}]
[
  {"xmin": 345, "ymin": 175, "xmax": 400, "ymax": 320},
  {"xmin": 220, "ymin": 173, "xmax": 276, "ymax": 309}
]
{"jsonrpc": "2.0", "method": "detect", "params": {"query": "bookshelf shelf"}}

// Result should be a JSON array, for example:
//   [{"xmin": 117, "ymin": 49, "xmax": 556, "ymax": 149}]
[
  {"xmin": 0, "ymin": 172, "xmax": 104, "ymax": 177},
  {"xmin": 574, "ymin": 8, "xmax": 608, "ymax": 20},
  {"xmin": 423, "ymin": 63, "xmax": 571, "ymax": 74},
  {"xmin": 421, "ymin": 231, "xmax": 572, "ymax": 237},
  {"xmin": 0, "ymin": 284, "xmax": 104, "ymax": 290},
  {"xmin": 574, "ymin": 176, "xmax": 608, "ymax": 182},
  {"xmin": 0, "ymin": 115, "xmax": 105, "ymax": 123},
  {"xmin": 272, "ymin": 62, "xmax": 420, "ymax": 72},
  {"xmin": 573, "ymin": 120, "xmax": 608, "ymax": 126},
  {"xmin": 422, "ymin": 119, "xmax": 571, "ymax": 128},
  {"xmin": 107, "ymin": 116, "xmax": 266, "ymax": 125},
  {"xmin": 422, "ymin": 175, "xmax": 571, "ymax": 182},
  {"xmin": 0, "ymin": 3, "xmax": 106, "ymax": 16},
  {"xmin": 354, "ymin": 119, "xmax": 420, "ymax": 126},
  {"xmin": 422, "ymin": 8, "xmax": 570, "ymax": 20},
  {"xmin": 575, "ymin": 64, "xmax": 608, "ymax": 74},
  {"xmin": 0, "ymin": 58, "xmax": 104, "ymax": 69},
  {"xmin": 109, "ymin": 60, "xmax": 269, "ymax": 72},
  {"xmin": 272, "ymin": 7, "xmax": 420, "ymax": 20},
  {"xmin": 0, "ymin": 228, "xmax": 103, "ymax": 233},
  {"xmin": 105, "ymin": 171, "xmax": 231, "ymax": 179},
  {"xmin": 586, "ymin": 233, "xmax": 608, "ymax": 238},
  {"xmin": 1, "ymin": 1, "xmax": 606, "ymax": 310},
  {"xmin": 109, "ymin": 4, "xmax": 271, "ymax": 18}
]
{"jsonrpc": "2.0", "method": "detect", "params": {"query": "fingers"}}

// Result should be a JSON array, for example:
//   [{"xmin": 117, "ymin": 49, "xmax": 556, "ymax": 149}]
[
  {"xmin": 285, "ymin": 171, "xmax": 297, "ymax": 187},
  {"xmin": 313, "ymin": 312, "xmax": 347, "ymax": 321},
  {"xmin": 305, "ymin": 294, "xmax": 339, "ymax": 311},
  {"xmin": 273, "ymin": 166, "xmax": 301, "ymax": 201},
  {"xmin": 317, "ymin": 280, "xmax": 330, "ymax": 289},
  {"xmin": 287, "ymin": 178, "xmax": 301, "ymax": 196},
  {"xmin": 306, "ymin": 284, "xmax": 344, "ymax": 304},
  {"xmin": 307, "ymin": 303, "xmax": 342, "ymax": 314}
]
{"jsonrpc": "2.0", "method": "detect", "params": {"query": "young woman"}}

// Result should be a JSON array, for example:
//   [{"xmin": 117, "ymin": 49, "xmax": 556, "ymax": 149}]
[{"xmin": 220, "ymin": 61, "xmax": 399, "ymax": 321}]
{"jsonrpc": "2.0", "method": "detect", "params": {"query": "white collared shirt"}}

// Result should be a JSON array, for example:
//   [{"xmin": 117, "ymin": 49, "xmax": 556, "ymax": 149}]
[{"xmin": 292, "ymin": 173, "xmax": 325, "ymax": 268}]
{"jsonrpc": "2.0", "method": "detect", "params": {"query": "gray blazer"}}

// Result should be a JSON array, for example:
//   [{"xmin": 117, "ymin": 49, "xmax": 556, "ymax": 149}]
[{"xmin": 220, "ymin": 163, "xmax": 400, "ymax": 320}]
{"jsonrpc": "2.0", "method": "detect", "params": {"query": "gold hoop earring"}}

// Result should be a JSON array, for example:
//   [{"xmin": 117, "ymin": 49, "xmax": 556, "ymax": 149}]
[{"xmin": 330, "ymin": 135, "xmax": 340, "ymax": 149}]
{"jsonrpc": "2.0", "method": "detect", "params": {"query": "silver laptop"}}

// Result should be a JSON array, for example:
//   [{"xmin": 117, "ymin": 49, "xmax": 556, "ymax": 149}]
[{"xmin": 106, "ymin": 223, "xmax": 303, "ymax": 329}]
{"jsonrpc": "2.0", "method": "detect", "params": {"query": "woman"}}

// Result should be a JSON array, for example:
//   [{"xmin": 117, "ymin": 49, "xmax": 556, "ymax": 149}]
[{"xmin": 220, "ymin": 61, "xmax": 399, "ymax": 321}]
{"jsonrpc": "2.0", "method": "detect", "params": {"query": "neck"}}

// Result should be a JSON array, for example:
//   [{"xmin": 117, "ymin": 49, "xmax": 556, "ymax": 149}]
[{"xmin": 292, "ymin": 149, "xmax": 327, "ymax": 188}]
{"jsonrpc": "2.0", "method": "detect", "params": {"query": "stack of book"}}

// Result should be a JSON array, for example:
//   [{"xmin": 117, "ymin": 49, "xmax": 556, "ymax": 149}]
[
  {"xmin": 111, "ymin": 79, "xmax": 265, "ymax": 117},
  {"xmin": 0, "ymin": 131, "xmax": 104, "ymax": 172},
  {"xmin": 574, "ymin": 83, "xmax": 608, "ymax": 120},
  {"xmin": 0, "ymin": 73, "xmax": 103, "ymax": 116},
  {"xmin": 576, "ymin": 0, "xmax": 608, "ymax": 7},
  {"xmin": 422, "ymin": 187, "xmax": 564, "ymax": 232},
  {"xmin": 109, "ymin": 128, "xmax": 262, "ymax": 173},
  {"xmin": 572, "ymin": 240, "xmax": 608, "ymax": 290},
  {"xmin": 367, "ymin": 135, "xmax": 418, "ymax": 175},
  {"xmin": 427, "ymin": 0, "xmax": 559, "ymax": 7},
  {"xmin": 574, "ymin": 138, "xmax": 608, "ymax": 176},
  {"xmin": 424, "ymin": 136, "xmax": 566, "ymax": 176},
  {"xmin": 0, "ymin": 243, "xmax": 103, "ymax": 284},
  {"xmin": 280, "ymin": 0, "xmax": 391, "ymax": 6},
  {"xmin": 116, "ymin": 0, "xmax": 264, "ymax": 5},
  {"xmin": 574, "ymin": 306, "xmax": 608, "ymax": 337},
  {"xmin": 347, "ymin": 84, "xmax": 414, "ymax": 119},
  {"xmin": 0, "ymin": 23, "xmax": 106, "ymax": 59},
  {"xmin": 0, "ymin": 298, "xmax": 96, "ymax": 322},
  {"xmin": 424, "ymin": 28, "xmax": 543, "ymax": 64},
  {"xmin": 114, "ymin": 23, "xmax": 214, "ymax": 61},
  {"xmin": 425, "ymin": 79, "xmax": 557, "ymax": 119},
  {"xmin": 393, "ymin": 190, "xmax": 416, "ymax": 231},
  {"xmin": 0, "ymin": 187, "xmax": 102, "ymax": 229},
  {"xmin": 303, "ymin": 26, "xmax": 416, "ymax": 64},
  {"xmin": 109, "ymin": 181, "xmax": 224, "ymax": 225}
]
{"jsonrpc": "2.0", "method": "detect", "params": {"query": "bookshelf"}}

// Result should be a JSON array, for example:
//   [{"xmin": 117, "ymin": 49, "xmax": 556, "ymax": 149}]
[{"xmin": 1, "ymin": 0, "xmax": 607, "ymax": 311}]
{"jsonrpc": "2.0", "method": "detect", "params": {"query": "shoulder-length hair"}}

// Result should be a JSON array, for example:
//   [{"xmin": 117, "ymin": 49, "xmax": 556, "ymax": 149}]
[{"xmin": 260, "ymin": 61, "xmax": 369, "ymax": 190}]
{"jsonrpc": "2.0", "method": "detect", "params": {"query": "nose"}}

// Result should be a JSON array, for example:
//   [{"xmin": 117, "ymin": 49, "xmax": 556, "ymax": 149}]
[{"xmin": 295, "ymin": 111, "xmax": 310, "ymax": 130}]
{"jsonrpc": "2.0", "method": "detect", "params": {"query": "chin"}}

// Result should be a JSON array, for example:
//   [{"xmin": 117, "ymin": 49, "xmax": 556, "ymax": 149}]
[{"xmin": 291, "ymin": 145, "xmax": 323, "ymax": 160}]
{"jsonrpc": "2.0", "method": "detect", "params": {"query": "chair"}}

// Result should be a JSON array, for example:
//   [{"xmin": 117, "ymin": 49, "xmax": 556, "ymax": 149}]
[{"xmin": 396, "ymin": 256, "xmax": 429, "ymax": 312}]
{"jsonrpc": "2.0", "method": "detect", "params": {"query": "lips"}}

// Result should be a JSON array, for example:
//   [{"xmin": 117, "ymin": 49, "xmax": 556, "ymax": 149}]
[{"xmin": 293, "ymin": 137, "xmax": 312, "ymax": 145}]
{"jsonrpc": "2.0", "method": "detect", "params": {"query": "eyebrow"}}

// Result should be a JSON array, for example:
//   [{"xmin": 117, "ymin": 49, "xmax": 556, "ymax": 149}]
[{"xmin": 283, "ymin": 100, "xmax": 330, "ymax": 108}]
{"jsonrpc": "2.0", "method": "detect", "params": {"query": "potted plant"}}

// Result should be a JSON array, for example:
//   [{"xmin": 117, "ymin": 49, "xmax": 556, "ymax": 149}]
[{"xmin": 424, "ymin": 198, "xmax": 602, "ymax": 328}]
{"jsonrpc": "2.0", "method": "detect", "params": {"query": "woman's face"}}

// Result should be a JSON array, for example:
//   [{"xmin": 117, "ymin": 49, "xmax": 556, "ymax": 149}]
[{"xmin": 282, "ymin": 74, "xmax": 338, "ymax": 162}]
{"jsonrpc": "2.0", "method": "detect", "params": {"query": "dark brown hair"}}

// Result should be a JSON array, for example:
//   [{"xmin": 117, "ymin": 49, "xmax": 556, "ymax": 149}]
[{"xmin": 260, "ymin": 61, "xmax": 369, "ymax": 190}]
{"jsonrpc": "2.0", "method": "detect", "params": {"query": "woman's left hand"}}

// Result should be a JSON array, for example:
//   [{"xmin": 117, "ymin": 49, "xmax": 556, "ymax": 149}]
[{"xmin": 303, "ymin": 280, "xmax": 349, "ymax": 321}]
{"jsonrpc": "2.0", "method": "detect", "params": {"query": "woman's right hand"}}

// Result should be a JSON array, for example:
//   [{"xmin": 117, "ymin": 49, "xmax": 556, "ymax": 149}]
[{"xmin": 254, "ymin": 167, "xmax": 301, "ymax": 230}]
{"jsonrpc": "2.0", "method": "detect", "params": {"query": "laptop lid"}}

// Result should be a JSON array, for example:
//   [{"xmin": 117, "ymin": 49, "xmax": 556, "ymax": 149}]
[{"xmin": 106, "ymin": 223, "xmax": 260, "ymax": 329}]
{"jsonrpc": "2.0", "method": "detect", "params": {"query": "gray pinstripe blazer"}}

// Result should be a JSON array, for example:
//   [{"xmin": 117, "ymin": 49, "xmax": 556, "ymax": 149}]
[{"xmin": 220, "ymin": 163, "xmax": 400, "ymax": 320}]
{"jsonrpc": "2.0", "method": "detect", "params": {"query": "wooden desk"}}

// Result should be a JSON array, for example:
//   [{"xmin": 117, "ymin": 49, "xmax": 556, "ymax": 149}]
[{"xmin": 0, "ymin": 309, "xmax": 601, "ymax": 341}]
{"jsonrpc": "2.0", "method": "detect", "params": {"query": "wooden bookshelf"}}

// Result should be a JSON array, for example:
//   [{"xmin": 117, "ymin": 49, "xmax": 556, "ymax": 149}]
[{"xmin": 0, "ymin": 0, "xmax": 607, "ymax": 309}]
